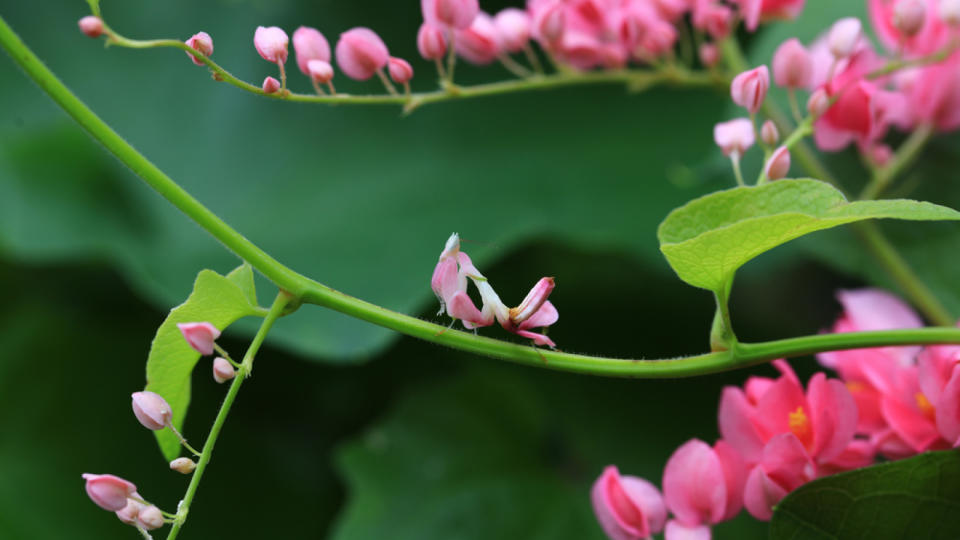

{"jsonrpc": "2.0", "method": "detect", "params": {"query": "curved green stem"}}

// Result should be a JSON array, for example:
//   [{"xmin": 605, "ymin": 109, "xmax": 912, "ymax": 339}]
[
  {"xmin": 860, "ymin": 123, "xmax": 935, "ymax": 200},
  {"xmin": 165, "ymin": 291, "xmax": 291, "ymax": 540}
]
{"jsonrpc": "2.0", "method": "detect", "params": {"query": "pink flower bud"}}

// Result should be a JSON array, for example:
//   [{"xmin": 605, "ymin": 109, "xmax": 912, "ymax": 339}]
[
  {"xmin": 184, "ymin": 32, "xmax": 213, "ymax": 66},
  {"xmin": 335, "ymin": 27, "xmax": 390, "ymax": 81},
  {"xmin": 137, "ymin": 505, "xmax": 164, "ymax": 530},
  {"xmin": 455, "ymin": 12, "xmax": 500, "ymax": 65},
  {"xmin": 871, "ymin": 144, "xmax": 893, "ymax": 166},
  {"xmin": 131, "ymin": 391, "xmax": 172, "ymax": 431},
  {"xmin": 699, "ymin": 43, "xmax": 720, "ymax": 67},
  {"xmin": 510, "ymin": 277, "xmax": 555, "ymax": 326},
  {"xmin": 772, "ymin": 38, "xmax": 812, "ymax": 89},
  {"xmin": 731, "ymin": 66, "xmax": 770, "ymax": 114},
  {"xmin": 212, "ymin": 357, "xmax": 236, "ymax": 384},
  {"xmin": 307, "ymin": 60, "xmax": 334, "ymax": 84},
  {"xmin": 764, "ymin": 146, "xmax": 791, "ymax": 180},
  {"xmin": 388, "ymin": 57, "xmax": 414, "ymax": 84},
  {"xmin": 807, "ymin": 88, "xmax": 830, "ymax": 117},
  {"xmin": 82, "ymin": 473, "xmax": 137, "ymax": 512},
  {"xmin": 591, "ymin": 466, "xmax": 667, "ymax": 539},
  {"xmin": 292, "ymin": 27, "xmax": 331, "ymax": 76},
  {"xmin": 254, "ymin": 26, "xmax": 289, "ymax": 65},
  {"xmin": 941, "ymin": 0, "xmax": 960, "ymax": 25},
  {"xmin": 761, "ymin": 120, "xmax": 780, "ymax": 146},
  {"xmin": 170, "ymin": 457, "xmax": 197, "ymax": 474},
  {"xmin": 422, "ymin": 0, "xmax": 480, "ymax": 30},
  {"xmin": 494, "ymin": 8, "xmax": 531, "ymax": 53},
  {"xmin": 176, "ymin": 322, "xmax": 220, "ymax": 356},
  {"xmin": 417, "ymin": 23, "xmax": 448, "ymax": 60},
  {"xmin": 78, "ymin": 16, "xmax": 104, "ymax": 38},
  {"xmin": 115, "ymin": 497, "xmax": 144, "ymax": 525},
  {"xmin": 533, "ymin": 1, "xmax": 565, "ymax": 44},
  {"xmin": 828, "ymin": 17, "xmax": 863, "ymax": 58},
  {"xmin": 262, "ymin": 76, "xmax": 281, "ymax": 94},
  {"xmin": 714, "ymin": 118, "xmax": 756, "ymax": 157},
  {"xmin": 893, "ymin": 0, "xmax": 927, "ymax": 36}
]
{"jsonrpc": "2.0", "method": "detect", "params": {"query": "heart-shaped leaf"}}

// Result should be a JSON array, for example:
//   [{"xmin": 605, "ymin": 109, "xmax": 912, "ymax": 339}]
[
  {"xmin": 770, "ymin": 450, "xmax": 960, "ymax": 539},
  {"xmin": 144, "ymin": 263, "xmax": 262, "ymax": 460},
  {"xmin": 658, "ymin": 179, "xmax": 960, "ymax": 293}
]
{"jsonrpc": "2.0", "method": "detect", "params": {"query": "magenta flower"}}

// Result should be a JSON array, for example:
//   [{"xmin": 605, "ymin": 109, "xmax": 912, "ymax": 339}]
[
  {"xmin": 733, "ymin": 0, "xmax": 806, "ymax": 31},
  {"xmin": 662, "ymin": 439, "xmax": 745, "ymax": 537},
  {"xmin": 184, "ymin": 32, "xmax": 213, "ymax": 66},
  {"xmin": 292, "ymin": 26, "xmax": 331, "ymax": 76},
  {"xmin": 591, "ymin": 466, "xmax": 667, "ymax": 540},
  {"xmin": 417, "ymin": 23, "xmax": 448, "ymax": 60},
  {"xmin": 422, "ymin": 0, "xmax": 479, "ymax": 30},
  {"xmin": 82, "ymin": 473, "xmax": 137, "ymax": 512},
  {"xmin": 131, "ymin": 391, "xmax": 173, "ymax": 431},
  {"xmin": 387, "ymin": 57, "xmax": 414, "ymax": 84},
  {"xmin": 455, "ymin": 12, "xmax": 501, "ymax": 65},
  {"xmin": 335, "ymin": 27, "xmax": 389, "ymax": 81},
  {"xmin": 870, "ymin": 0, "xmax": 948, "ymax": 56},
  {"xmin": 742, "ymin": 433, "xmax": 816, "ymax": 520},
  {"xmin": 177, "ymin": 321, "xmax": 220, "ymax": 355}
]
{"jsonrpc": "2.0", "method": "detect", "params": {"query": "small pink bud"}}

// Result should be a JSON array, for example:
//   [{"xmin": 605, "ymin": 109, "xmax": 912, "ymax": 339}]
[
  {"xmin": 307, "ymin": 59, "xmax": 334, "ymax": 84},
  {"xmin": 262, "ymin": 76, "xmax": 281, "ymax": 94},
  {"xmin": 828, "ymin": 17, "xmax": 863, "ymax": 58},
  {"xmin": 941, "ymin": 0, "xmax": 960, "ymax": 25},
  {"xmin": 78, "ymin": 16, "xmax": 104, "ymax": 38},
  {"xmin": 714, "ymin": 118, "xmax": 756, "ymax": 157},
  {"xmin": 388, "ymin": 57, "xmax": 414, "ymax": 84},
  {"xmin": 494, "ymin": 8, "xmax": 532, "ymax": 53},
  {"xmin": 254, "ymin": 26, "xmax": 289, "ymax": 65},
  {"xmin": 591, "ymin": 466, "xmax": 667, "ymax": 539},
  {"xmin": 82, "ymin": 473, "xmax": 137, "ymax": 512},
  {"xmin": 115, "ymin": 497, "xmax": 144, "ymax": 525},
  {"xmin": 137, "ymin": 505, "xmax": 164, "ymax": 530},
  {"xmin": 699, "ymin": 43, "xmax": 720, "ymax": 67},
  {"xmin": 871, "ymin": 144, "xmax": 893, "ymax": 166},
  {"xmin": 807, "ymin": 88, "xmax": 830, "ymax": 117},
  {"xmin": 534, "ymin": 1, "xmax": 565, "ymax": 44},
  {"xmin": 292, "ymin": 27, "xmax": 331, "ymax": 76},
  {"xmin": 761, "ymin": 120, "xmax": 780, "ymax": 146},
  {"xmin": 335, "ymin": 27, "xmax": 390, "ymax": 81},
  {"xmin": 212, "ymin": 357, "xmax": 236, "ymax": 384},
  {"xmin": 184, "ymin": 32, "xmax": 213, "ymax": 66},
  {"xmin": 772, "ymin": 38, "xmax": 812, "ymax": 89},
  {"xmin": 764, "ymin": 146, "xmax": 791, "ymax": 180},
  {"xmin": 131, "ymin": 391, "xmax": 172, "ymax": 431},
  {"xmin": 170, "ymin": 457, "xmax": 197, "ymax": 474},
  {"xmin": 510, "ymin": 277, "xmax": 555, "ymax": 325},
  {"xmin": 176, "ymin": 322, "xmax": 220, "ymax": 355},
  {"xmin": 893, "ymin": 0, "xmax": 927, "ymax": 36},
  {"xmin": 422, "ymin": 0, "xmax": 480, "ymax": 30},
  {"xmin": 455, "ymin": 13, "xmax": 500, "ymax": 65},
  {"xmin": 731, "ymin": 66, "xmax": 770, "ymax": 114},
  {"xmin": 417, "ymin": 23, "xmax": 448, "ymax": 60}
]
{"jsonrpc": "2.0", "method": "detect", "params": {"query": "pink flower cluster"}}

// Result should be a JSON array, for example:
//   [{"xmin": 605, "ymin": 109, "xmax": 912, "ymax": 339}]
[
  {"xmin": 431, "ymin": 233, "xmax": 558, "ymax": 347},
  {"xmin": 592, "ymin": 287, "xmax": 960, "ymax": 539}
]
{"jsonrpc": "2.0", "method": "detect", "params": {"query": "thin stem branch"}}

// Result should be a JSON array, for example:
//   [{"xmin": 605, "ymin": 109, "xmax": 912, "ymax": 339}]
[
  {"xmin": 165, "ymin": 291, "xmax": 291, "ymax": 540},
  {"xmin": 860, "ymin": 123, "xmax": 935, "ymax": 200}
]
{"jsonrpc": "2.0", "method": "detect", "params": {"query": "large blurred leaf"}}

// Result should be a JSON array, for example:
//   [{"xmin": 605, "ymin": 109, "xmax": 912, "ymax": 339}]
[
  {"xmin": 145, "ymin": 264, "xmax": 262, "ymax": 460},
  {"xmin": 770, "ymin": 450, "xmax": 960, "ymax": 540},
  {"xmin": 658, "ymin": 179, "xmax": 960, "ymax": 292},
  {"xmin": 0, "ymin": 0, "xmax": 728, "ymax": 362}
]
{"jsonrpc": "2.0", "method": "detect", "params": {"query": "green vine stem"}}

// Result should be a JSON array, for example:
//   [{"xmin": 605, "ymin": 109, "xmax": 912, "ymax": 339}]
[
  {"xmin": 4, "ymin": 15, "xmax": 960, "ymax": 380},
  {"xmin": 166, "ymin": 291, "xmax": 292, "ymax": 540}
]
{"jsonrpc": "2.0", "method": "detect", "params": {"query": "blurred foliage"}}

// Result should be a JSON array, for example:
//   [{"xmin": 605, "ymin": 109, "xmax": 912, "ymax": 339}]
[{"xmin": 2, "ymin": 0, "xmax": 960, "ymax": 539}]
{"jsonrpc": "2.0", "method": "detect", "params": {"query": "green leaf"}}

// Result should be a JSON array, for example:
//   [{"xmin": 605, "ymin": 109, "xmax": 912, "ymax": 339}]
[
  {"xmin": 657, "ymin": 179, "xmax": 960, "ymax": 292},
  {"xmin": 144, "ymin": 265, "xmax": 261, "ymax": 460},
  {"xmin": 770, "ymin": 450, "xmax": 960, "ymax": 540}
]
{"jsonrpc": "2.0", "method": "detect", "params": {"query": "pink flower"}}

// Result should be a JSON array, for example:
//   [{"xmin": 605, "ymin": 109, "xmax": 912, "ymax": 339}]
[
  {"xmin": 899, "ymin": 53, "xmax": 960, "ymax": 132},
  {"xmin": 494, "ymin": 8, "xmax": 532, "ymax": 52},
  {"xmin": 692, "ymin": 1, "xmax": 734, "ymax": 40},
  {"xmin": 942, "ymin": 0, "xmax": 960, "ymax": 25},
  {"xmin": 730, "ymin": 66, "xmax": 770, "ymax": 114},
  {"xmin": 78, "ymin": 16, "xmax": 104, "ymax": 38},
  {"xmin": 138, "ymin": 505, "xmax": 164, "ymax": 530},
  {"xmin": 254, "ymin": 26, "xmax": 289, "ymax": 65},
  {"xmin": 115, "ymin": 496, "xmax": 145, "ymax": 524},
  {"xmin": 761, "ymin": 120, "xmax": 780, "ymax": 146},
  {"xmin": 292, "ymin": 27, "xmax": 331, "ymax": 76},
  {"xmin": 713, "ymin": 118, "xmax": 755, "ymax": 157},
  {"xmin": 893, "ymin": 0, "xmax": 929, "ymax": 36},
  {"xmin": 417, "ymin": 23, "xmax": 448, "ymax": 60},
  {"xmin": 870, "ymin": 0, "xmax": 948, "ymax": 56},
  {"xmin": 307, "ymin": 60, "xmax": 334, "ymax": 84},
  {"xmin": 828, "ymin": 17, "xmax": 863, "ymax": 58},
  {"xmin": 82, "ymin": 473, "xmax": 137, "ymax": 512},
  {"xmin": 177, "ymin": 322, "xmax": 220, "ymax": 355},
  {"xmin": 169, "ymin": 457, "xmax": 197, "ymax": 474},
  {"xmin": 742, "ymin": 433, "xmax": 816, "ymax": 520},
  {"xmin": 530, "ymin": 0, "xmax": 566, "ymax": 45},
  {"xmin": 262, "ymin": 76, "xmax": 281, "ymax": 94},
  {"xmin": 699, "ymin": 43, "xmax": 720, "ymax": 67},
  {"xmin": 212, "ymin": 357, "xmax": 236, "ymax": 384},
  {"xmin": 592, "ymin": 466, "xmax": 667, "ymax": 540},
  {"xmin": 184, "ymin": 32, "xmax": 214, "ymax": 66},
  {"xmin": 455, "ymin": 12, "xmax": 501, "ymax": 65},
  {"xmin": 422, "ymin": 0, "xmax": 479, "ymax": 30},
  {"xmin": 734, "ymin": 0, "xmax": 807, "ymax": 31},
  {"xmin": 772, "ymin": 38, "xmax": 812, "ymax": 89},
  {"xmin": 763, "ymin": 146, "xmax": 791, "ymax": 180},
  {"xmin": 662, "ymin": 440, "xmax": 745, "ymax": 537},
  {"xmin": 388, "ymin": 57, "xmax": 414, "ymax": 84},
  {"xmin": 335, "ymin": 27, "xmax": 390, "ymax": 81},
  {"xmin": 131, "ymin": 391, "xmax": 172, "ymax": 431}
]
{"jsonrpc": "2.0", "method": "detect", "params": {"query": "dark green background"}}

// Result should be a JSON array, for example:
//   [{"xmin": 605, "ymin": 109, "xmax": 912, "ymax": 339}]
[{"xmin": 1, "ymin": 1, "xmax": 956, "ymax": 538}]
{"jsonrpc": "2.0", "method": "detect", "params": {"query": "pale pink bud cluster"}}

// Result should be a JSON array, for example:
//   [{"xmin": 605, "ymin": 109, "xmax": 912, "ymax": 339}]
[
  {"xmin": 184, "ymin": 32, "xmax": 213, "ymax": 66},
  {"xmin": 431, "ymin": 233, "xmax": 558, "ymax": 348},
  {"xmin": 82, "ymin": 474, "xmax": 164, "ymax": 530},
  {"xmin": 78, "ymin": 16, "xmax": 104, "ymax": 39}
]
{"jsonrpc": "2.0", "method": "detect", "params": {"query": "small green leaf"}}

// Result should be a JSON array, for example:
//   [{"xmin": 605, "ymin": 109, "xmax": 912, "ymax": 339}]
[
  {"xmin": 144, "ymin": 265, "xmax": 262, "ymax": 460},
  {"xmin": 658, "ymin": 179, "xmax": 960, "ymax": 292},
  {"xmin": 770, "ymin": 450, "xmax": 960, "ymax": 540}
]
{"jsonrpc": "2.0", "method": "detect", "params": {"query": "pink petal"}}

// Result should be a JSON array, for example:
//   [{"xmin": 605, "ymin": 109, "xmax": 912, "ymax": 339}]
[
  {"xmin": 936, "ymin": 365, "xmax": 960, "ymax": 445},
  {"xmin": 880, "ymin": 395, "xmax": 942, "ymax": 453},
  {"xmin": 591, "ymin": 466, "xmax": 657, "ymax": 540},
  {"xmin": 664, "ymin": 520, "xmax": 712, "ymax": 540},
  {"xmin": 742, "ymin": 466, "xmax": 784, "ymax": 521},
  {"xmin": 718, "ymin": 387, "xmax": 764, "ymax": 464},
  {"xmin": 514, "ymin": 329, "xmax": 556, "ymax": 348},
  {"xmin": 753, "ymin": 372, "xmax": 807, "ymax": 441},
  {"xmin": 431, "ymin": 257, "xmax": 461, "ymax": 306},
  {"xmin": 622, "ymin": 476, "xmax": 668, "ymax": 535},
  {"xmin": 817, "ymin": 439, "xmax": 875, "ymax": 476},
  {"xmin": 447, "ymin": 291, "xmax": 494, "ymax": 328},
  {"xmin": 760, "ymin": 433, "xmax": 815, "ymax": 492},
  {"xmin": 520, "ymin": 300, "xmax": 559, "ymax": 330},
  {"xmin": 713, "ymin": 440, "xmax": 746, "ymax": 521},
  {"xmin": 808, "ymin": 375, "xmax": 858, "ymax": 462},
  {"xmin": 663, "ymin": 439, "xmax": 726, "ymax": 526}
]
